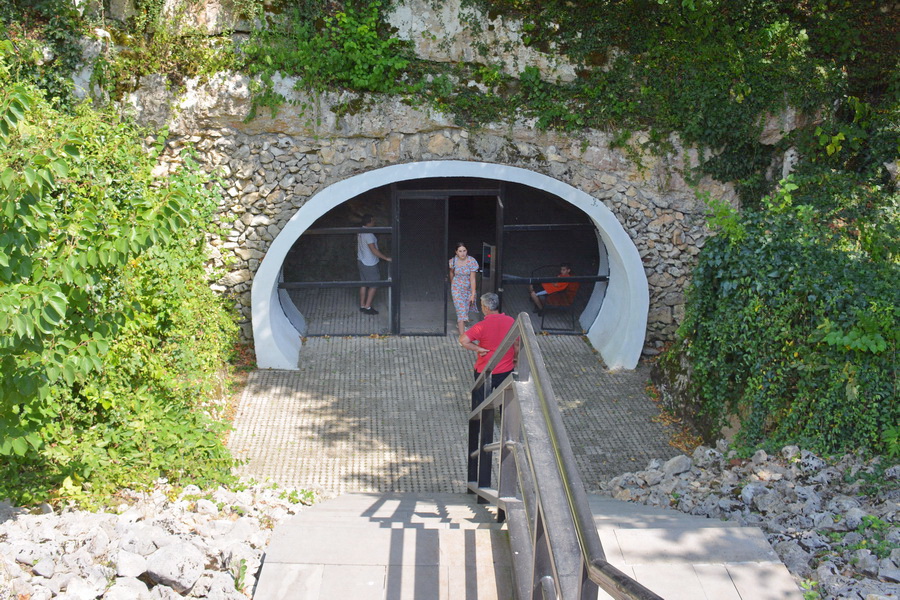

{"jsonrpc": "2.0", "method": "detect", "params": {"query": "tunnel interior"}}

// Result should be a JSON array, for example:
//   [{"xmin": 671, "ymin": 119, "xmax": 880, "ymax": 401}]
[{"xmin": 279, "ymin": 178, "xmax": 607, "ymax": 336}]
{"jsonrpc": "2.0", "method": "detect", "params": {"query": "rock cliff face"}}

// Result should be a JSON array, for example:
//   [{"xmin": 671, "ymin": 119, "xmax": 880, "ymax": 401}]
[{"xmin": 99, "ymin": 0, "xmax": 759, "ymax": 349}]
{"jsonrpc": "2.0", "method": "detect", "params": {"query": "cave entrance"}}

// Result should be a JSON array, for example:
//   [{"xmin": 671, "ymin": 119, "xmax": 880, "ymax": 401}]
[
  {"xmin": 253, "ymin": 161, "xmax": 648, "ymax": 371},
  {"xmin": 277, "ymin": 177, "xmax": 603, "ymax": 338}
]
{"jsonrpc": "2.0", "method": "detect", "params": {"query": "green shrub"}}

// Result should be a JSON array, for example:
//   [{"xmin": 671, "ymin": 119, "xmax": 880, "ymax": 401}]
[
  {"xmin": 0, "ymin": 0, "xmax": 86, "ymax": 105},
  {"xmin": 0, "ymin": 41, "xmax": 238, "ymax": 506},
  {"xmin": 241, "ymin": 0, "xmax": 412, "ymax": 117},
  {"xmin": 669, "ymin": 178, "xmax": 898, "ymax": 454},
  {"xmin": 91, "ymin": 1, "xmax": 238, "ymax": 98}
]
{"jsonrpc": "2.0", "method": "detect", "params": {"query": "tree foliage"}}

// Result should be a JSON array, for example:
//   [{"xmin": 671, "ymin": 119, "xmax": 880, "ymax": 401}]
[
  {"xmin": 667, "ymin": 91, "xmax": 898, "ymax": 454},
  {"xmin": 0, "ymin": 40, "xmax": 238, "ymax": 505}
]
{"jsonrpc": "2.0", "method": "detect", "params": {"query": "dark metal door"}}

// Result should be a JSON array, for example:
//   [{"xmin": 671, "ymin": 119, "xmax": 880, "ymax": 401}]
[
  {"xmin": 481, "ymin": 243, "xmax": 497, "ymax": 294},
  {"xmin": 395, "ymin": 195, "xmax": 448, "ymax": 335},
  {"xmin": 494, "ymin": 192, "xmax": 505, "ymax": 307}
]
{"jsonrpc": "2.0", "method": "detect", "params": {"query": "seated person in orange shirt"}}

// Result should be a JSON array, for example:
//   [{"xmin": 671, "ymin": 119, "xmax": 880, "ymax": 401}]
[{"xmin": 529, "ymin": 262, "xmax": 572, "ymax": 315}]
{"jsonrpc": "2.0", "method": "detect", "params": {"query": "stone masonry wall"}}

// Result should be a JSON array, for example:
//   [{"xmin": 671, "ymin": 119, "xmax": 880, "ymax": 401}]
[
  {"xmin": 92, "ymin": 0, "xmax": 819, "ymax": 354},
  {"xmin": 140, "ymin": 73, "xmax": 736, "ymax": 351}
]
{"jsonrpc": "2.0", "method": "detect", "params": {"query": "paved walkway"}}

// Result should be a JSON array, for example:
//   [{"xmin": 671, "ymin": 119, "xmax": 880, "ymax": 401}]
[
  {"xmin": 254, "ymin": 492, "xmax": 803, "ymax": 600},
  {"xmin": 228, "ymin": 333, "xmax": 682, "ymax": 496}
]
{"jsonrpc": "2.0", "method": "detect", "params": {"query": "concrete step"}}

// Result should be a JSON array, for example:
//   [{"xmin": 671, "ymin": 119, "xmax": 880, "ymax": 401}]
[
  {"xmin": 288, "ymin": 492, "xmax": 502, "ymax": 529},
  {"xmin": 255, "ymin": 492, "xmax": 803, "ymax": 599},
  {"xmin": 254, "ymin": 494, "xmax": 513, "ymax": 600},
  {"xmin": 589, "ymin": 495, "xmax": 743, "ymax": 529},
  {"xmin": 588, "ymin": 494, "xmax": 803, "ymax": 600}
]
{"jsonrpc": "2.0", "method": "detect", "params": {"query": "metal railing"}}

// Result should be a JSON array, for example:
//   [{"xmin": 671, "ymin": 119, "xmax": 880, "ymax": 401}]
[{"xmin": 467, "ymin": 313, "xmax": 664, "ymax": 600}]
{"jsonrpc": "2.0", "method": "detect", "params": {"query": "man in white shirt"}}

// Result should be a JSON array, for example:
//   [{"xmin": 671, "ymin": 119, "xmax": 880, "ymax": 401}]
[{"xmin": 357, "ymin": 214, "xmax": 391, "ymax": 314}]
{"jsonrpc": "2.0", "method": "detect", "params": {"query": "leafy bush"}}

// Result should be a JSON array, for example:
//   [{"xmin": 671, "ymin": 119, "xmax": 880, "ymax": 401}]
[
  {"xmin": 241, "ymin": 0, "xmax": 411, "ymax": 117},
  {"xmin": 0, "ymin": 41, "xmax": 238, "ymax": 505},
  {"xmin": 90, "ymin": 1, "xmax": 238, "ymax": 98},
  {"xmin": 669, "ymin": 174, "xmax": 898, "ymax": 454},
  {"xmin": 0, "ymin": 0, "xmax": 86, "ymax": 104}
]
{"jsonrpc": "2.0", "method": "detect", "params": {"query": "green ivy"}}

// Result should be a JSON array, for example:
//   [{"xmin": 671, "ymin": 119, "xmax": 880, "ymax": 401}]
[
  {"xmin": 457, "ymin": 0, "xmax": 853, "ymax": 196},
  {"xmin": 667, "ymin": 175, "xmax": 898, "ymax": 454},
  {"xmin": 666, "ymin": 91, "xmax": 898, "ymax": 454},
  {"xmin": 240, "ymin": 0, "xmax": 411, "ymax": 117},
  {"xmin": 6, "ymin": 0, "xmax": 889, "ymax": 207}
]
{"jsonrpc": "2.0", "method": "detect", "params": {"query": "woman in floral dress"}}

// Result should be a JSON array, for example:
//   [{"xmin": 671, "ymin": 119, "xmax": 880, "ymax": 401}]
[{"xmin": 449, "ymin": 242, "xmax": 479, "ymax": 335}]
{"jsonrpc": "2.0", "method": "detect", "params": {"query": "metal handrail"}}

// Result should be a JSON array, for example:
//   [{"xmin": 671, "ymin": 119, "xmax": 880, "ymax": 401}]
[
  {"xmin": 467, "ymin": 313, "xmax": 664, "ymax": 600},
  {"xmin": 501, "ymin": 274, "xmax": 609, "ymax": 285}
]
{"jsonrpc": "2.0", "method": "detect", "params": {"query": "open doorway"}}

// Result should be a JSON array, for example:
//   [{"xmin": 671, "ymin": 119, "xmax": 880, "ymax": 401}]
[
  {"xmin": 277, "ymin": 177, "xmax": 605, "ymax": 338},
  {"xmin": 279, "ymin": 186, "xmax": 393, "ymax": 336},
  {"xmin": 448, "ymin": 195, "xmax": 497, "ymax": 267},
  {"xmin": 254, "ymin": 161, "xmax": 649, "ymax": 371},
  {"xmin": 446, "ymin": 194, "xmax": 498, "ymax": 330},
  {"xmin": 393, "ymin": 182, "xmax": 501, "ymax": 335},
  {"xmin": 499, "ymin": 182, "xmax": 605, "ymax": 330},
  {"xmin": 395, "ymin": 195, "xmax": 446, "ymax": 334}
]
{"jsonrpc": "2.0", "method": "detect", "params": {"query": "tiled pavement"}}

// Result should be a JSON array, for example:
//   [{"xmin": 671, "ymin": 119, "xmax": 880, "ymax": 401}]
[
  {"xmin": 228, "ymin": 331, "xmax": 682, "ymax": 496},
  {"xmin": 236, "ymin": 332, "xmax": 804, "ymax": 600},
  {"xmin": 284, "ymin": 283, "xmax": 588, "ymax": 337}
]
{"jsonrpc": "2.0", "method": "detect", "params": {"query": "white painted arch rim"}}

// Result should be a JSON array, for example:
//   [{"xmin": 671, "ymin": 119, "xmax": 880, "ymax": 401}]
[{"xmin": 252, "ymin": 161, "xmax": 649, "ymax": 370}]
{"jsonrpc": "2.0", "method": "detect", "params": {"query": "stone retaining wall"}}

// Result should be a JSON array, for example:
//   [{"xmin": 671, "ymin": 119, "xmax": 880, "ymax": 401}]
[
  {"xmin": 139, "ymin": 73, "xmax": 736, "ymax": 349},
  {"xmin": 96, "ymin": 0, "xmax": 774, "ymax": 353}
]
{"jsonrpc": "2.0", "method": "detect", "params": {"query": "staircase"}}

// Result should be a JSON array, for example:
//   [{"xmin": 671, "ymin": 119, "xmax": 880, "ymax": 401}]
[
  {"xmin": 253, "ymin": 317, "xmax": 802, "ymax": 599},
  {"xmin": 254, "ymin": 493, "xmax": 514, "ymax": 599},
  {"xmin": 587, "ymin": 496, "xmax": 802, "ymax": 600},
  {"xmin": 254, "ymin": 492, "xmax": 802, "ymax": 599}
]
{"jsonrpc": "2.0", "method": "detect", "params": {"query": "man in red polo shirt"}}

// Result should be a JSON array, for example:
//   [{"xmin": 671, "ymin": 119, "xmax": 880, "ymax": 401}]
[{"xmin": 459, "ymin": 292, "xmax": 517, "ymax": 410}]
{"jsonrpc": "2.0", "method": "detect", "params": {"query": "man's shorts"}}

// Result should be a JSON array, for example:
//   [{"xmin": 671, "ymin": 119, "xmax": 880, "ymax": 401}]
[{"xmin": 358, "ymin": 261, "xmax": 380, "ymax": 282}]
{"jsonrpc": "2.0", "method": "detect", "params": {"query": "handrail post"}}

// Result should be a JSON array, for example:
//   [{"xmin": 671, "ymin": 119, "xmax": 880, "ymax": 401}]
[
  {"xmin": 476, "ymin": 403, "xmax": 494, "ymax": 504},
  {"xmin": 467, "ymin": 417, "xmax": 479, "ymax": 493}
]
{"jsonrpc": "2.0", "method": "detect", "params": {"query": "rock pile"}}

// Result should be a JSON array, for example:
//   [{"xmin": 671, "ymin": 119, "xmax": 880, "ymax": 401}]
[
  {"xmin": 3, "ymin": 445, "xmax": 896, "ymax": 599},
  {"xmin": 601, "ymin": 442, "xmax": 900, "ymax": 600},
  {"xmin": 0, "ymin": 481, "xmax": 308, "ymax": 599}
]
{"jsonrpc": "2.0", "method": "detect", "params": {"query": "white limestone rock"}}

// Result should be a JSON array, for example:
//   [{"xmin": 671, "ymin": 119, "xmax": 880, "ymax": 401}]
[{"xmin": 146, "ymin": 542, "xmax": 206, "ymax": 593}]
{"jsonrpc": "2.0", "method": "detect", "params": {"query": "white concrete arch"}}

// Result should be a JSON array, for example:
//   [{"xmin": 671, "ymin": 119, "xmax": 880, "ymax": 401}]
[{"xmin": 252, "ymin": 161, "xmax": 648, "ymax": 370}]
